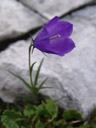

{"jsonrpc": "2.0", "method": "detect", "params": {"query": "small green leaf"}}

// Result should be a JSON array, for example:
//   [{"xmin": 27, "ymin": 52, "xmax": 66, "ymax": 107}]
[
  {"xmin": 30, "ymin": 62, "xmax": 36, "ymax": 77},
  {"xmin": 37, "ymin": 77, "xmax": 52, "ymax": 91},
  {"xmin": 24, "ymin": 104, "xmax": 36, "ymax": 117},
  {"xmin": 9, "ymin": 71, "xmax": 32, "ymax": 91},
  {"xmin": 2, "ymin": 110, "xmax": 21, "ymax": 121},
  {"xmin": 34, "ymin": 59, "xmax": 44, "ymax": 87},
  {"xmin": 63, "ymin": 109, "xmax": 83, "ymax": 121},
  {"xmin": 35, "ymin": 120, "xmax": 45, "ymax": 128},
  {"xmin": 44, "ymin": 99, "xmax": 58, "ymax": 120},
  {"xmin": 38, "ymin": 77, "xmax": 48, "ymax": 90},
  {"xmin": 36, "ymin": 104, "xmax": 47, "ymax": 116},
  {"xmin": 30, "ymin": 62, "xmax": 36, "ymax": 85},
  {"xmin": 1, "ymin": 110, "xmax": 21, "ymax": 128},
  {"xmin": 38, "ymin": 86, "xmax": 52, "ymax": 90},
  {"xmin": 2, "ymin": 119, "xmax": 19, "ymax": 128}
]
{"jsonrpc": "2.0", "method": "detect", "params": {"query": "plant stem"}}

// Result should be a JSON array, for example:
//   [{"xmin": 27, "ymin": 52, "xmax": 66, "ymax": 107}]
[{"xmin": 29, "ymin": 45, "xmax": 32, "ymax": 86}]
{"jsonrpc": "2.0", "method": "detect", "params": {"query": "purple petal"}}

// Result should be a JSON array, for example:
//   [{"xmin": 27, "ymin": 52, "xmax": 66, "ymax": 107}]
[
  {"xmin": 34, "ymin": 27, "xmax": 49, "ymax": 42},
  {"xmin": 47, "ymin": 37, "xmax": 75, "ymax": 56},
  {"xmin": 45, "ymin": 21, "xmax": 73, "ymax": 38},
  {"xmin": 34, "ymin": 27, "xmax": 50, "ymax": 50},
  {"xmin": 45, "ymin": 16, "xmax": 59, "ymax": 29}
]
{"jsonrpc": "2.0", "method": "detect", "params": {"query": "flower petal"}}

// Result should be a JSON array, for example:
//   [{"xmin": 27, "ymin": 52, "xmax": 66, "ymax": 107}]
[
  {"xmin": 47, "ymin": 37, "xmax": 75, "ymax": 56},
  {"xmin": 45, "ymin": 16, "xmax": 59, "ymax": 29},
  {"xmin": 46, "ymin": 21, "xmax": 73, "ymax": 38},
  {"xmin": 34, "ymin": 27, "xmax": 50, "ymax": 50}
]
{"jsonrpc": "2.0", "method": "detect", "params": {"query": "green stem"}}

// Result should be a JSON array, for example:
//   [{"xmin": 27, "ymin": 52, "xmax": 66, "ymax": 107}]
[{"xmin": 29, "ymin": 45, "xmax": 32, "ymax": 86}]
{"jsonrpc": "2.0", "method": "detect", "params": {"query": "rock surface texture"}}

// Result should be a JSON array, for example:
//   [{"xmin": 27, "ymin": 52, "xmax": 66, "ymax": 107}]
[
  {"xmin": 0, "ymin": 0, "xmax": 96, "ymax": 118},
  {"xmin": 20, "ymin": 0, "xmax": 95, "ymax": 19},
  {"xmin": 0, "ymin": 0, "xmax": 47, "ymax": 42}
]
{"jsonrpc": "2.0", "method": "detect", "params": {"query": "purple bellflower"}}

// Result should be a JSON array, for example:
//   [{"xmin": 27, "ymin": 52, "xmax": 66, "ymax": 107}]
[{"xmin": 33, "ymin": 16, "xmax": 75, "ymax": 56}]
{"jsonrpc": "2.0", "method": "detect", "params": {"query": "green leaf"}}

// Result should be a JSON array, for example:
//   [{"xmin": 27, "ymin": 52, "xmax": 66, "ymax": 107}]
[
  {"xmin": 38, "ymin": 86, "xmax": 52, "ymax": 90},
  {"xmin": 2, "ymin": 119, "xmax": 19, "ymax": 128},
  {"xmin": 44, "ymin": 99, "xmax": 58, "ymax": 120},
  {"xmin": 30, "ymin": 62, "xmax": 36, "ymax": 77},
  {"xmin": 34, "ymin": 59, "xmax": 44, "ymax": 87},
  {"xmin": 2, "ymin": 110, "xmax": 21, "ymax": 121},
  {"xmin": 63, "ymin": 109, "xmax": 83, "ymax": 121},
  {"xmin": 38, "ymin": 77, "xmax": 48, "ymax": 90},
  {"xmin": 35, "ymin": 120, "xmax": 45, "ymax": 128},
  {"xmin": 36, "ymin": 104, "xmax": 47, "ymax": 116},
  {"xmin": 9, "ymin": 71, "xmax": 32, "ymax": 91},
  {"xmin": 37, "ymin": 77, "xmax": 52, "ymax": 92},
  {"xmin": 30, "ymin": 62, "xmax": 36, "ymax": 85},
  {"xmin": 1, "ymin": 110, "xmax": 21, "ymax": 128},
  {"xmin": 24, "ymin": 104, "xmax": 36, "ymax": 117}
]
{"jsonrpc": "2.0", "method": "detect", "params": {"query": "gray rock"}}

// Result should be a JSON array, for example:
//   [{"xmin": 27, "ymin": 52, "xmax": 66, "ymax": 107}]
[
  {"xmin": 0, "ymin": 0, "xmax": 47, "ymax": 41},
  {"xmin": 0, "ymin": 6, "xmax": 96, "ymax": 118},
  {"xmin": 20, "ymin": 0, "xmax": 94, "ymax": 19}
]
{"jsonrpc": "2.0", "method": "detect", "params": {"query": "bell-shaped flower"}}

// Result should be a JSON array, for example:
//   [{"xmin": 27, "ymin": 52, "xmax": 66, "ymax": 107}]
[{"xmin": 34, "ymin": 16, "xmax": 75, "ymax": 56}]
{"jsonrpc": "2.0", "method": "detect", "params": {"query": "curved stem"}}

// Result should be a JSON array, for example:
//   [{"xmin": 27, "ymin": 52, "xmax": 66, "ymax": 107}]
[
  {"xmin": 29, "ymin": 36, "xmax": 34, "ymax": 86},
  {"xmin": 29, "ymin": 45, "xmax": 32, "ymax": 86}
]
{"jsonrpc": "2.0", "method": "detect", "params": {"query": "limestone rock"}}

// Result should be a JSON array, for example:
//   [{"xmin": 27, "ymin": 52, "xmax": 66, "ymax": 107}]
[
  {"xmin": 0, "ymin": 6, "xmax": 96, "ymax": 118},
  {"xmin": 20, "ymin": 0, "xmax": 94, "ymax": 19},
  {"xmin": 0, "ymin": 0, "xmax": 47, "ymax": 42}
]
